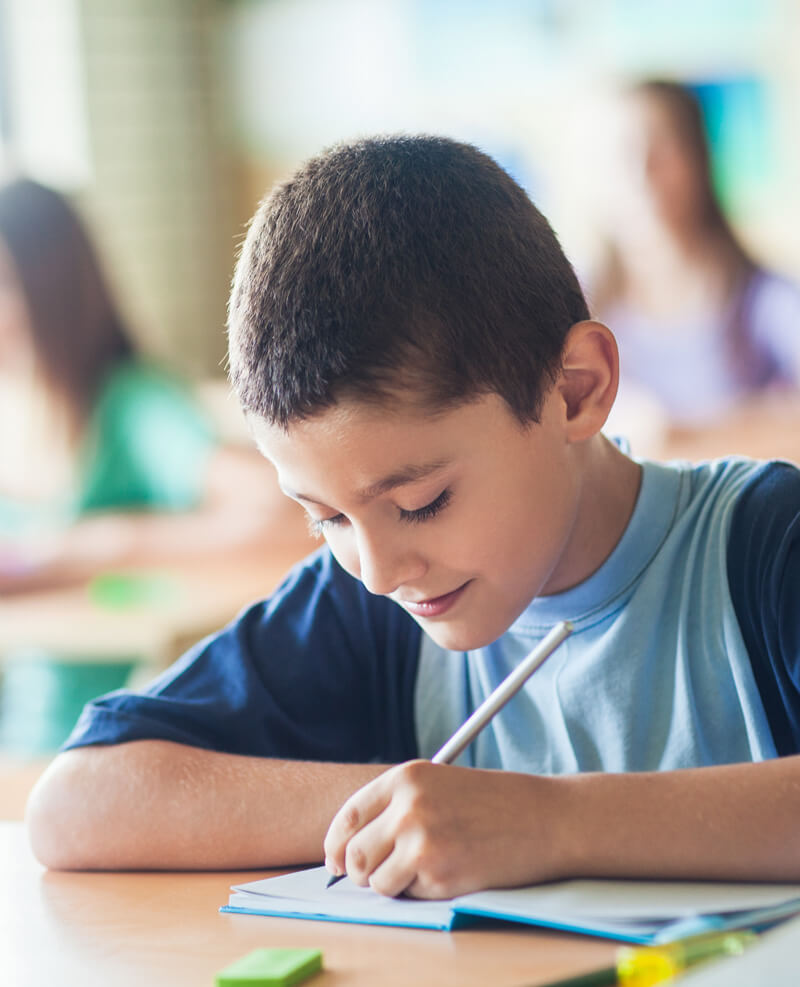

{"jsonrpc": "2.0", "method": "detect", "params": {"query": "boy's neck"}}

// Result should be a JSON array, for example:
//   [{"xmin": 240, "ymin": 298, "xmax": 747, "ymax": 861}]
[{"xmin": 541, "ymin": 436, "xmax": 642, "ymax": 597}]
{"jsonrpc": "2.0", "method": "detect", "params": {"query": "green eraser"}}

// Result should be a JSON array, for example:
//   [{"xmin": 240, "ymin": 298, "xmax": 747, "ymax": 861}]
[{"xmin": 215, "ymin": 948, "xmax": 322, "ymax": 987}]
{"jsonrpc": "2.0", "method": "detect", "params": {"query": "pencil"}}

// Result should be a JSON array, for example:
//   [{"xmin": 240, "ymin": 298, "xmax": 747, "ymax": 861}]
[{"xmin": 326, "ymin": 619, "xmax": 574, "ymax": 887}]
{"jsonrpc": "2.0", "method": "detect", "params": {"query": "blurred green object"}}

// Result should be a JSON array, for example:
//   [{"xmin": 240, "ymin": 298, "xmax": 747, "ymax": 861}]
[
  {"xmin": 89, "ymin": 571, "xmax": 177, "ymax": 610},
  {"xmin": 0, "ymin": 650, "xmax": 137, "ymax": 754}
]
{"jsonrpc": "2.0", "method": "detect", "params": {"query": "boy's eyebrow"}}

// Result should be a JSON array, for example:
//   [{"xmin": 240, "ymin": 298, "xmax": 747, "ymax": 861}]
[
  {"xmin": 286, "ymin": 459, "xmax": 450, "ymax": 506},
  {"xmin": 356, "ymin": 459, "xmax": 450, "ymax": 501}
]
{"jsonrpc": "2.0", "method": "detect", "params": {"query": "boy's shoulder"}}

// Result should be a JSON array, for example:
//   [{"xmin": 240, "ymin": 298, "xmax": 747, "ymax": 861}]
[
  {"xmin": 62, "ymin": 544, "xmax": 424, "ymax": 762},
  {"xmin": 682, "ymin": 455, "xmax": 799, "ymax": 537},
  {"xmin": 645, "ymin": 454, "xmax": 796, "ymax": 530},
  {"xmin": 638, "ymin": 455, "xmax": 799, "ymax": 587},
  {"xmin": 674, "ymin": 452, "xmax": 790, "ymax": 494}
]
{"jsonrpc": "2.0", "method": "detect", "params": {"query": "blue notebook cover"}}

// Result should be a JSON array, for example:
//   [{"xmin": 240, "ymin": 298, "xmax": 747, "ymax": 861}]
[{"xmin": 221, "ymin": 866, "xmax": 800, "ymax": 944}]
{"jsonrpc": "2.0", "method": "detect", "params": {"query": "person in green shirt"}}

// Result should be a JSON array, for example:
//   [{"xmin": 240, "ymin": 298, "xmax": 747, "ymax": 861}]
[{"xmin": 0, "ymin": 178, "xmax": 310, "ymax": 593}]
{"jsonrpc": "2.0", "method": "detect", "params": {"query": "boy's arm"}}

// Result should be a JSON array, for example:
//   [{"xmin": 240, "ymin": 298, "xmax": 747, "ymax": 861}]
[
  {"xmin": 26, "ymin": 741, "xmax": 384, "ymax": 870},
  {"xmin": 323, "ymin": 755, "xmax": 800, "ymax": 899},
  {"xmin": 23, "ymin": 553, "xmax": 421, "ymax": 871},
  {"xmin": 558, "ymin": 754, "xmax": 800, "ymax": 882},
  {"xmin": 29, "ymin": 740, "xmax": 800, "ymax": 881}
]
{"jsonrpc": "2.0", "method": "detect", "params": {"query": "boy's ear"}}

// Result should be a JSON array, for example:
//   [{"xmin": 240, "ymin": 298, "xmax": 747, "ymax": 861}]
[{"xmin": 555, "ymin": 321, "xmax": 619, "ymax": 443}]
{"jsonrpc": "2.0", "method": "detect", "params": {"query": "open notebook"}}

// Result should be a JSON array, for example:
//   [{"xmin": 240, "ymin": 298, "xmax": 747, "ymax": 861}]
[{"xmin": 222, "ymin": 866, "xmax": 800, "ymax": 944}]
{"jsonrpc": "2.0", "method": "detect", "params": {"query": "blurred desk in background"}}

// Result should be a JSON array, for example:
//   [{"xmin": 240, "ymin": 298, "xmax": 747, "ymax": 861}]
[
  {"xmin": 0, "ymin": 548, "xmax": 310, "ymax": 665},
  {"xmin": 608, "ymin": 390, "xmax": 800, "ymax": 466},
  {"xmin": 0, "ymin": 540, "xmax": 315, "ymax": 764},
  {"xmin": 653, "ymin": 419, "xmax": 800, "ymax": 465}
]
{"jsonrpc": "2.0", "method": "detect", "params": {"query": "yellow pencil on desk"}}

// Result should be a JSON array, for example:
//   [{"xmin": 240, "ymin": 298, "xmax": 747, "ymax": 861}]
[
  {"xmin": 326, "ymin": 619, "xmax": 573, "ymax": 888},
  {"xmin": 534, "ymin": 928, "xmax": 757, "ymax": 987}
]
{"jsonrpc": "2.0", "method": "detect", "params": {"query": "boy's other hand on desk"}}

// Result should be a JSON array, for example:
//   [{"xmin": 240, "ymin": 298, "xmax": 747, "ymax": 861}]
[{"xmin": 323, "ymin": 760, "xmax": 563, "ymax": 900}]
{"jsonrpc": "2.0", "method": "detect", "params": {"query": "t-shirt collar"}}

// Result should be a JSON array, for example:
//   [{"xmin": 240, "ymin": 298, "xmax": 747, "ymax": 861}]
[{"xmin": 511, "ymin": 460, "xmax": 684, "ymax": 633}]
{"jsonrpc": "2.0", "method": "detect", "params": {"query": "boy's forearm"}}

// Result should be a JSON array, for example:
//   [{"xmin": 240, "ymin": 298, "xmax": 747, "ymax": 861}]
[
  {"xmin": 28, "ymin": 745, "xmax": 800, "ymax": 883},
  {"xmin": 552, "ymin": 755, "xmax": 800, "ymax": 882},
  {"xmin": 26, "ymin": 741, "xmax": 385, "ymax": 871}
]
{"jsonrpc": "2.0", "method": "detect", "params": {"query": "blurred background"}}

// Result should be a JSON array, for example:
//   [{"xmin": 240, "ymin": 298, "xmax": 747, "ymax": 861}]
[
  {"xmin": 1, "ymin": 0, "xmax": 800, "ymax": 797},
  {"xmin": 2, "ymin": 0, "xmax": 799, "ymax": 379}
]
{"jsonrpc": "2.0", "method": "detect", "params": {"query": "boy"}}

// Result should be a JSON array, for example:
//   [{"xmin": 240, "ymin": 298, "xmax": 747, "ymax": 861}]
[{"xmin": 27, "ymin": 136, "xmax": 800, "ymax": 899}]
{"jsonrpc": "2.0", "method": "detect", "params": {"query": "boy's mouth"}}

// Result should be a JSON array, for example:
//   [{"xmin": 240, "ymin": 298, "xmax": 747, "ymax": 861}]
[{"xmin": 397, "ymin": 581, "xmax": 470, "ymax": 618}]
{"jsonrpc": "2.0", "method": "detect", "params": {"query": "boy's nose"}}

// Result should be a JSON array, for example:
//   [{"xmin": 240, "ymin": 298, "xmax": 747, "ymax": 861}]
[{"xmin": 355, "ymin": 530, "xmax": 426, "ymax": 597}]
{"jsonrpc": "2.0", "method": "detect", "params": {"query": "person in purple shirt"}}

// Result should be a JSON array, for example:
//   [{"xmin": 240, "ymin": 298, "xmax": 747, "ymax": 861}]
[{"xmin": 589, "ymin": 80, "xmax": 800, "ymax": 430}]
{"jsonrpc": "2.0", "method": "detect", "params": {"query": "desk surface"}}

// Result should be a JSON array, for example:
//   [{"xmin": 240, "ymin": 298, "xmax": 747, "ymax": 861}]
[{"xmin": 1, "ymin": 822, "xmax": 618, "ymax": 987}]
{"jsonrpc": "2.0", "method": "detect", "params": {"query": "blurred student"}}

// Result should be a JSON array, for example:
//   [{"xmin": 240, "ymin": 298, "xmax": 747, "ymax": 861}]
[
  {"xmin": 590, "ymin": 80, "xmax": 800, "ymax": 452},
  {"xmin": 0, "ymin": 177, "xmax": 312, "ymax": 593}
]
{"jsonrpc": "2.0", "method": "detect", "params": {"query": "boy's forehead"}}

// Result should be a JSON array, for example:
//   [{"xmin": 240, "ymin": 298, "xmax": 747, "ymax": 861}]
[
  {"xmin": 246, "ymin": 402, "xmax": 452, "ymax": 502},
  {"xmin": 246, "ymin": 394, "xmax": 525, "ymax": 491},
  {"xmin": 248, "ymin": 398, "xmax": 453, "ymax": 462},
  {"xmin": 248, "ymin": 394, "xmax": 476, "ymax": 448}
]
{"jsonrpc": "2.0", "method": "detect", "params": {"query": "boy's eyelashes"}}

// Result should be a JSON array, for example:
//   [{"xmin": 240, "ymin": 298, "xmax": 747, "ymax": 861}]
[
  {"xmin": 398, "ymin": 486, "xmax": 452, "ymax": 523},
  {"xmin": 306, "ymin": 488, "xmax": 453, "ymax": 536}
]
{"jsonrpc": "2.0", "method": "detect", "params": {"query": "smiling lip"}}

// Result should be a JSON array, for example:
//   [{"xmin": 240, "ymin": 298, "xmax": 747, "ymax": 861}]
[{"xmin": 399, "ymin": 582, "xmax": 470, "ymax": 618}]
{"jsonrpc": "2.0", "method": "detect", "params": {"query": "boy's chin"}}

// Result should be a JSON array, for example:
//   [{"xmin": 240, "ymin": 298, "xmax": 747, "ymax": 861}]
[{"xmin": 413, "ymin": 616, "xmax": 499, "ymax": 653}]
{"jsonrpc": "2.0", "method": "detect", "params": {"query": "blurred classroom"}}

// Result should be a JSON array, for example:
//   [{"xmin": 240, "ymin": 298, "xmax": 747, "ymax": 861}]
[{"xmin": 1, "ymin": 0, "xmax": 800, "ymax": 810}]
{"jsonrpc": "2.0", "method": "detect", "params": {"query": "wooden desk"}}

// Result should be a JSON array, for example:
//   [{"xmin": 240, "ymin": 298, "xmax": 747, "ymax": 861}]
[{"xmin": 1, "ymin": 822, "xmax": 617, "ymax": 987}]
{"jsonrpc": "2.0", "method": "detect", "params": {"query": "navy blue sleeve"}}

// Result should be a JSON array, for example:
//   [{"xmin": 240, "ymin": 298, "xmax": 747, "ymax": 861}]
[
  {"xmin": 727, "ymin": 462, "xmax": 800, "ymax": 756},
  {"xmin": 62, "ymin": 548, "xmax": 422, "ymax": 764}
]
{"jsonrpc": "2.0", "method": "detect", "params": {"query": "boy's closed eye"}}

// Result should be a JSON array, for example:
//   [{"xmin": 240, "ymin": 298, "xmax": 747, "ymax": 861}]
[{"xmin": 307, "ymin": 488, "xmax": 453, "ymax": 537}]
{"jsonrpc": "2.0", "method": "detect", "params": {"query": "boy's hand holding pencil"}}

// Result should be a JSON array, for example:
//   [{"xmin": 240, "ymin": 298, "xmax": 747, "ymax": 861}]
[
  {"xmin": 325, "ymin": 622, "xmax": 572, "ymax": 898},
  {"xmin": 324, "ymin": 757, "xmax": 567, "ymax": 899}
]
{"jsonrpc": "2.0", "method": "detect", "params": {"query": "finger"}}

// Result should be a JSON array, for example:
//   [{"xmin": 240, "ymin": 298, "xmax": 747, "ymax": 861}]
[
  {"xmin": 342, "ymin": 815, "xmax": 396, "ymax": 888},
  {"xmin": 364, "ymin": 847, "xmax": 417, "ymax": 899},
  {"xmin": 379, "ymin": 846, "xmax": 459, "ymax": 902},
  {"xmin": 323, "ymin": 772, "xmax": 393, "ymax": 875}
]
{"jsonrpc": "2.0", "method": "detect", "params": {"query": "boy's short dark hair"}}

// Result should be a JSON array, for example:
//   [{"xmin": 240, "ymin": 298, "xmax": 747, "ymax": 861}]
[{"xmin": 228, "ymin": 135, "xmax": 589, "ymax": 427}]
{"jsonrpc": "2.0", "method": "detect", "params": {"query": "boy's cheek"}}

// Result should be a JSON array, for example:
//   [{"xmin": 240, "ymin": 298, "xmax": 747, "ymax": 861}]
[{"xmin": 322, "ymin": 536, "xmax": 360, "ymax": 581}]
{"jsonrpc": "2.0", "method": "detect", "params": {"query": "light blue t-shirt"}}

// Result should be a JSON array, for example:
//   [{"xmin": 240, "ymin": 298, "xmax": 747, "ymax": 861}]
[{"xmin": 415, "ymin": 458, "xmax": 776, "ymax": 772}]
